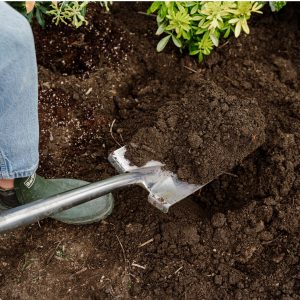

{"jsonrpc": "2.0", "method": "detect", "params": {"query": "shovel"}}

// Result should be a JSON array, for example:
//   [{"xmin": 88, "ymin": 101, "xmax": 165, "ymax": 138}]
[{"xmin": 0, "ymin": 146, "xmax": 205, "ymax": 233}]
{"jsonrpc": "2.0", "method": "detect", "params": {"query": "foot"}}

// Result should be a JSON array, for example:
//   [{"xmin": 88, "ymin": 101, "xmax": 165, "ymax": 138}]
[{"xmin": 0, "ymin": 174, "xmax": 114, "ymax": 225}]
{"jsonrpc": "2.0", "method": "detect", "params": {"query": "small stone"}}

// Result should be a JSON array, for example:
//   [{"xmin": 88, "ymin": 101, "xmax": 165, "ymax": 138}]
[{"xmin": 255, "ymin": 221, "xmax": 265, "ymax": 233}]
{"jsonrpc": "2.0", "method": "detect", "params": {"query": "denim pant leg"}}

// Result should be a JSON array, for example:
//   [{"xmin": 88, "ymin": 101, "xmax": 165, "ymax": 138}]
[{"xmin": 0, "ymin": 3, "xmax": 39, "ymax": 179}]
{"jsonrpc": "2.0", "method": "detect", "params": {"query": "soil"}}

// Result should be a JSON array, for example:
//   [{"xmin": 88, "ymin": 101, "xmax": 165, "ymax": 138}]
[
  {"xmin": 1, "ymin": 2, "xmax": 300, "ymax": 300},
  {"xmin": 127, "ymin": 78, "xmax": 266, "ymax": 184}
]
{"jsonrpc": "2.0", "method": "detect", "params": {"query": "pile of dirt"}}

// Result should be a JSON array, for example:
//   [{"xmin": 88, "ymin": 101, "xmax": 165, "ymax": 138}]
[
  {"xmin": 1, "ymin": 2, "xmax": 300, "ymax": 300},
  {"xmin": 127, "ymin": 77, "xmax": 266, "ymax": 184}
]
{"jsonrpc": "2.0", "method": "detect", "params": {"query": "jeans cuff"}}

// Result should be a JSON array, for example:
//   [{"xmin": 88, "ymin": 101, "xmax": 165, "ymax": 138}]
[
  {"xmin": 0, "ymin": 150, "xmax": 38, "ymax": 179},
  {"xmin": 0, "ymin": 167, "xmax": 38, "ymax": 179}
]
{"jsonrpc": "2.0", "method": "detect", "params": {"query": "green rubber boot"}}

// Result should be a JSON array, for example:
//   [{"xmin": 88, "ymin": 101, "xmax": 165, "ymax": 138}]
[{"xmin": 13, "ymin": 174, "xmax": 114, "ymax": 224}]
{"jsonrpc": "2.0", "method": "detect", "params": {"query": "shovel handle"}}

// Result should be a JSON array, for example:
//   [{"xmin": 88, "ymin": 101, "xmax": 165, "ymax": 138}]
[{"xmin": 0, "ymin": 173, "xmax": 142, "ymax": 234}]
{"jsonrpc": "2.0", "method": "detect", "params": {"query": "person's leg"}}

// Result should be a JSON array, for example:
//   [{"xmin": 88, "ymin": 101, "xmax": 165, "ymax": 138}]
[
  {"xmin": 0, "ymin": 3, "xmax": 114, "ymax": 224},
  {"xmin": 0, "ymin": 179, "xmax": 14, "ymax": 190},
  {"xmin": 0, "ymin": 3, "xmax": 39, "ymax": 185}
]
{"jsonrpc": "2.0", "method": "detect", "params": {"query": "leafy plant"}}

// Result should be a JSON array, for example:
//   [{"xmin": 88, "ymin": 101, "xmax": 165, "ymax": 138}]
[
  {"xmin": 269, "ymin": 1, "xmax": 286, "ymax": 12},
  {"xmin": 8, "ymin": 1, "xmax": 52, "ymax": 27},
  {"xmin": 148, "ymin": 1, "xmax": 286, "ymax": 61},
  {"xmin": 8, "ymin": 1, "xmax": 111, "ymax": 28},
  {"xmin": 46, "ymin": 1, "xmax": 88, "ymax": 28}
]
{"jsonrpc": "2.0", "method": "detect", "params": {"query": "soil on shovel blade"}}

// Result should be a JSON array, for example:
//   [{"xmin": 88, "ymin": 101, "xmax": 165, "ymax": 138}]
[
  {"xmin": 127, "ymin": 78, "xmax": 266, "ymax": 184},
  {"xmin": 1, "ymin": 3, "xmax": 300, "ymax": 300}
]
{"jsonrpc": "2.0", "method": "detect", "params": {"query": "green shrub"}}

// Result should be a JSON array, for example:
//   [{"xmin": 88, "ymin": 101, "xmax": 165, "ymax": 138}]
[{"xmin": 148, "ymin": 1, "xmax": 286, "ymax": 61}]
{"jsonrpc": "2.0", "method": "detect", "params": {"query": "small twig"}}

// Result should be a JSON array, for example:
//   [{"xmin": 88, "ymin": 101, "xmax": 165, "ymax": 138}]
[
  {"xmin": 115, "ymin": 234, "xmax": 129, "ymax": 272},
  {"xmin": 128, "ymin": 272, "xmax": 140, "ymax": 283},
  {"xmin": 174, "ymin": 266, "xmax": 183, "ymax": 275},
  {"xmin": 70, "ymin": 267, "xmax": 88, "ymax": 278},
  {"xmin": 85, "ymin": 87, "xmax": 93, "ymax": 95},
  {"xmin": 132, "ymin": 263, "xmax": 146, "ymax": 270},
  {"xmin": 218, "ymin": 40, "xmax": 230, "ymax": 49},
  {"xmin": 138, "ymin": 238, "xmax": 154, "ymax": 248},
  {"xmin": 224, "ymin": 75, "xmax": 234, "ymax": 83},
  {"xmin": 109, "ymin": 119, "xmax": 122, "ymax": 147},
  {"xmin": 222, "ymin": 171, "xmax": 238, "ymax": 178},
  {"xmin": 61, "ymin": 156, "xmax": 67, "ymax": 166},
  {"xmin": 45, "ymin": 241, "xmax": 62, "ymax": 265},
  {"xmin": 183, "ymin": 65, "xmax": 198, "ymax": 73},
  {"xmin": 80, "ymin": 273, "xmax": 106, "ymax": 286},
  {"xmin": 137, "ymin": 11, "xmax": 156, "ymax": 18}
]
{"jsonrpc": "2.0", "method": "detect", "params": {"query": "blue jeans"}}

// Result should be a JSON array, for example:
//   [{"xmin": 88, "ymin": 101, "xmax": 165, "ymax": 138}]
[{"xmin": 0, "ymin": 3, "xmax": 39, "ymax": 179}]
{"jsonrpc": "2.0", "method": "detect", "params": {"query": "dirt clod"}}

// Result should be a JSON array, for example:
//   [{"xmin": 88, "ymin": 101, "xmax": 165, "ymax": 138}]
[
  {"xmin": 211, "ymin": 212, "xmax": 226, "ymax": 228},
  {"xmin": 127, "ymin": 79, "xmax": 266, "ymax": 184}
]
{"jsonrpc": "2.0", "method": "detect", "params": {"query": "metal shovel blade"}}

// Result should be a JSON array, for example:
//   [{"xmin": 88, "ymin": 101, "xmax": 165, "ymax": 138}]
[{"xmin": 108, "ymin": 146, "xmax": 204, "ymax": 212}]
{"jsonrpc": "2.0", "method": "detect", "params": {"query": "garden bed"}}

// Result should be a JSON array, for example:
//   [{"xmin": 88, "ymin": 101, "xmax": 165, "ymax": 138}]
[{"xmin": 1, "ymin": 3, "xmax": 300, "ymax": 299}]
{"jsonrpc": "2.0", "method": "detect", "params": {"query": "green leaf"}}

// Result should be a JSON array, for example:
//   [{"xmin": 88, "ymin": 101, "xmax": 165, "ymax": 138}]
[
  {"xmin": 36, "ymin": 8, "xmax": 45, "ymax": 27},
  {"xmin": 241, "ymin": 19, "xmax": 250, "ymax": 34},
  {"xmin": 190, "ymin": 5, "xmax": 198, "ymax": 15},
  {"xmin": 192, "ymin": 15, "xmax": 202, "ymax": 21},
  {"xmin": 223, "ymin": 26, "xmax": 231, "ymax": 38},
  {"xmin": 147, "ymin": 1, "xmax": 161, "ymax": 14},
  {"xmin": 156, "ymin": 35, "xmax": 171, "ymax": 52},
  {"xmin": 26, "ymin": 11, "xmax": 34, "ymax": 23},
  {"xmin": 189, "ymin": 49, "xmax": 200, "ymax": 55},
  {"xmin": 198, "ymin": 52, "xmax": 204, "ymax": 62},
  {"xmin": 210, "ymin": 33, "xmax": 219, "ymax": 47},
  {"xmin": 172, "ymin": 35, "xmax": 182, "ymax": 48},
  {"xmin": 234, "ymin": 21, "xmax": 241, "ymax": 38},
  {"xmin": 156, "ymin": 24, "xmax": 165, "ymax": 35},
  {"xmin": 38, "ymin": 5, "xmax": 48, "ymax": 14},
  {"xmin": 185, "ymin": 2, "xmax": 195, "ymax": 8}
]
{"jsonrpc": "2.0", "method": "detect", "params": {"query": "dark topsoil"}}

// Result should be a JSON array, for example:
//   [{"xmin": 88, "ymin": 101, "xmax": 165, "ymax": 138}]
[
  {"xmin": 1, "ymin": 3, "xmax": 300, "ymax": 299},
  {"xmin": 127, "ymin": 79, "xmax": 266, "ymax": 184}
]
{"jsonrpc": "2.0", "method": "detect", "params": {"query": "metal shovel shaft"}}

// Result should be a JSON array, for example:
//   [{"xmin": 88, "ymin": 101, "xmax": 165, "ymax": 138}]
[{"xmin": 0, "ymin": 173, "xmax": 142, "ymax": 234}]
